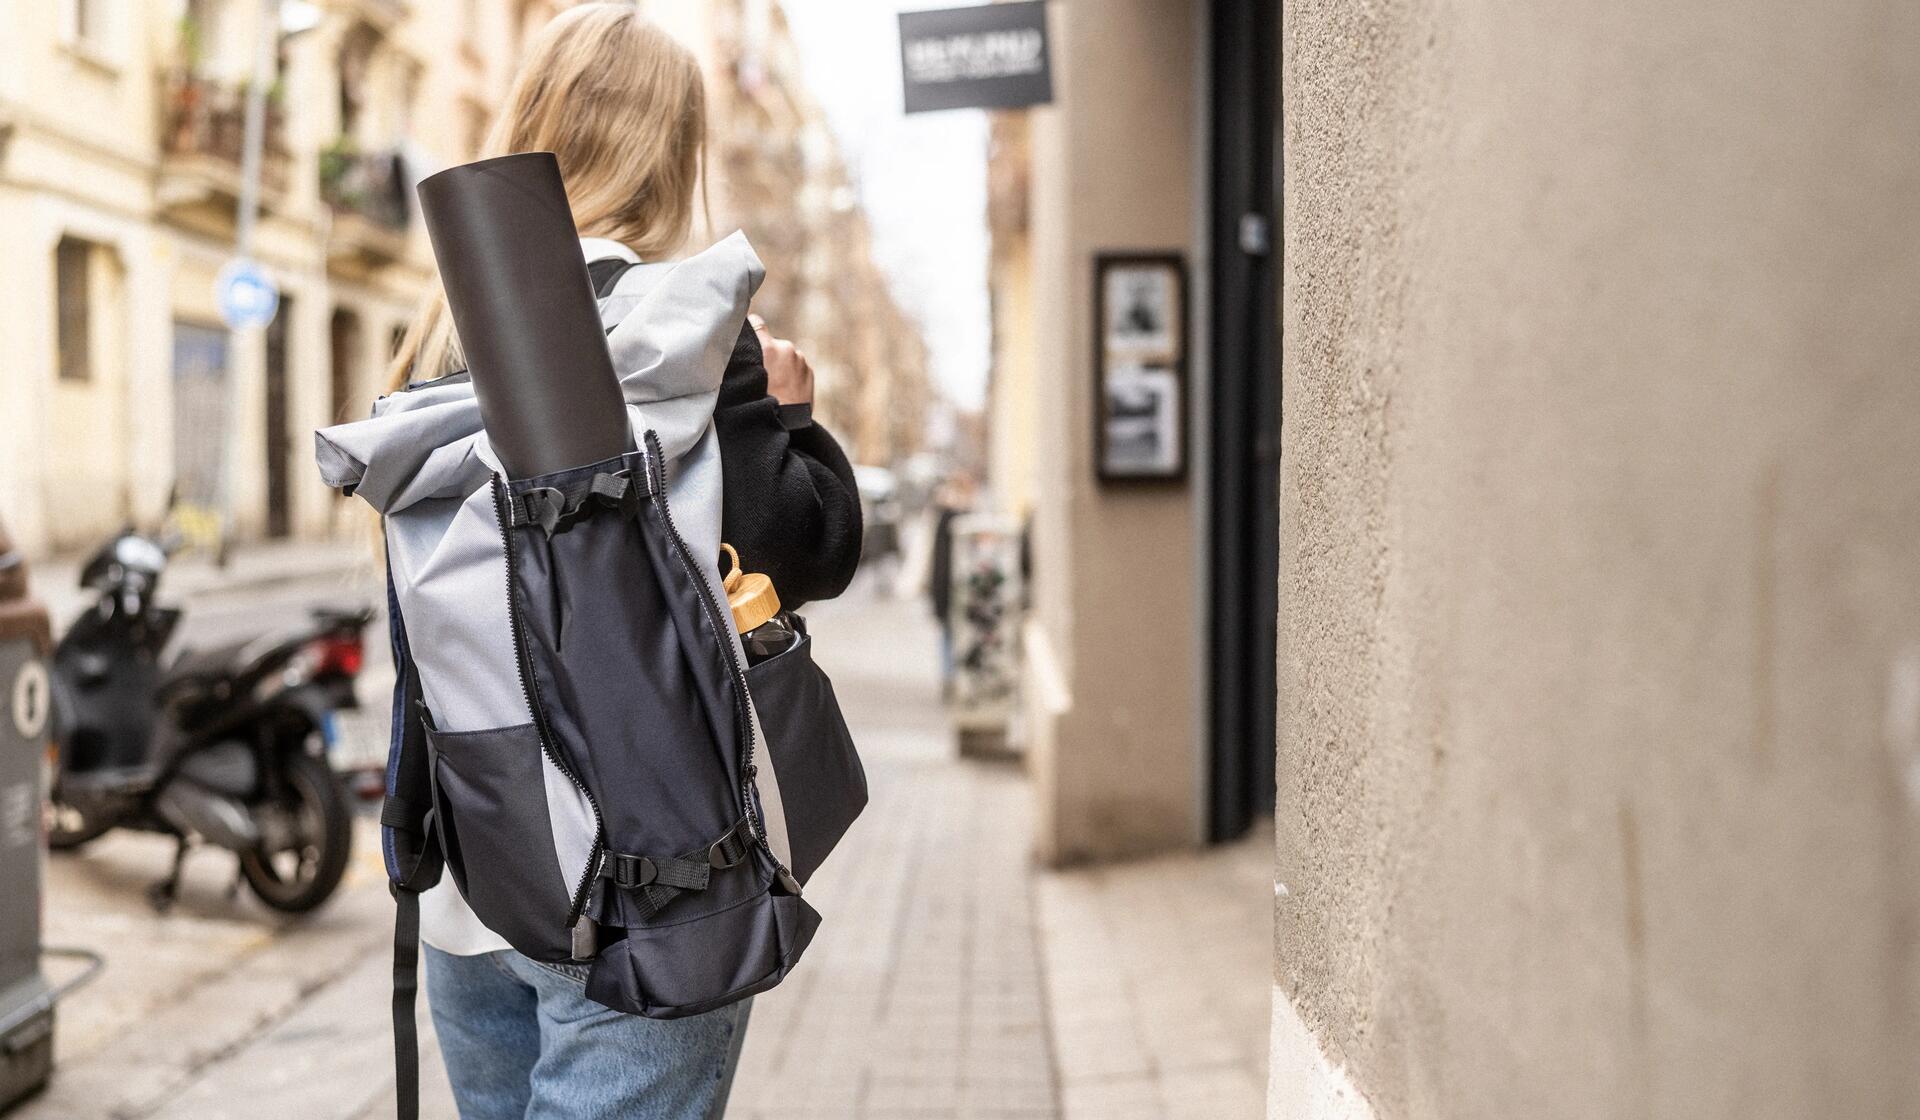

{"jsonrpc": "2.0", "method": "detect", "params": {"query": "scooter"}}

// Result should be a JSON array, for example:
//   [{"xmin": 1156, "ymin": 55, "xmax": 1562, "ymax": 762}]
[{"xmin": 43, "ymin": 529, "xmax": 370, "ymax": 914}]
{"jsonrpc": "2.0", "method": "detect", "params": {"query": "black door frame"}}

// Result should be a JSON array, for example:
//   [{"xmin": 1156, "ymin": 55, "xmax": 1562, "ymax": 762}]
[{"xmin": 1206, "ymin": 0, "xmax": 1281, "ymax": 842}]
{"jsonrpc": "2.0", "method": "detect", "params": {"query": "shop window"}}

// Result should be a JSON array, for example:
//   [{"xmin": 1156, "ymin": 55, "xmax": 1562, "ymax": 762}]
[{"xmin": 56, "ymin": 237, "xmax": 93, "ymax": 384}]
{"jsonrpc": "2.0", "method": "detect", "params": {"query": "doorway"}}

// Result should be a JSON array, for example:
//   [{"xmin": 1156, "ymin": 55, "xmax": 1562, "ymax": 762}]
[
  {"xmin": 170, "ymin": 320, "xmax": 230, "ymax": 519},
  {"xmin": 1206, "ymin": 0, "xmax": 1281, "ymax": 842},
  {"xmin": 264, "ymin": 297, "xmax": 294, "ymax": 539}
]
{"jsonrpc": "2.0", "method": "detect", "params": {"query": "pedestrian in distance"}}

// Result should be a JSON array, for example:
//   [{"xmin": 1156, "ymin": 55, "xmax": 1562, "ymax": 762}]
[
  {"xmin": 381, "ymin": 7, "xmax": 863, "ymax": 1117},
  {"xmin": 927, "ymin": 474, "xmax": 975, "ymax": 700}
]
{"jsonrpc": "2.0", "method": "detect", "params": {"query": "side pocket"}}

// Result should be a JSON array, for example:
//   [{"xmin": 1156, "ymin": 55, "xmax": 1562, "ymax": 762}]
[
  {"xmin": 381, "ymin": 560, "xmax": 441, "ymax": 893},
  {"xmin": 744, "ymin": 626, "xmax": 866, "ymax": 886},
  {"xmin": 424, "ymin": 721, "xmax": 577, "ymax": 961}
]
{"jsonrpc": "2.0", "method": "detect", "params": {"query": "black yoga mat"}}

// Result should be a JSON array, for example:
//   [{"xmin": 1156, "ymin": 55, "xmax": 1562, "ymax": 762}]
[{"xmin": 416, "ymin": 152, "xmax": 631, "ymax": 479}]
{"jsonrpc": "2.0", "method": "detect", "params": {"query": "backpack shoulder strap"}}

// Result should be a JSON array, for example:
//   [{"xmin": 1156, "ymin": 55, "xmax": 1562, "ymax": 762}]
[
  {"xmin": 382, "ymin": 559, "xmax": 439, "ymax": 1120},
  {"xmin": 392, "ymin": 883, "xmax": 422, "ymax": 1120},
  {"xmin": 587, "ymin": 257, "xmax": 638, "ymax": 299}
]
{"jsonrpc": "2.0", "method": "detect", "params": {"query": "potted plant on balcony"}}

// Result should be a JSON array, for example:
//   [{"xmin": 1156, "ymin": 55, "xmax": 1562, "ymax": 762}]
[{"xmin": 320, "ymin": 134, "xmax": 363, "ymax": 211}]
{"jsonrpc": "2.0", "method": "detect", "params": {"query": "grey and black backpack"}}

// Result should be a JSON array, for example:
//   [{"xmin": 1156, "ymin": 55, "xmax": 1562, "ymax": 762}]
[{"xmin": 314, "ymin": 233, "xmax": 865, "ymax": 1112}]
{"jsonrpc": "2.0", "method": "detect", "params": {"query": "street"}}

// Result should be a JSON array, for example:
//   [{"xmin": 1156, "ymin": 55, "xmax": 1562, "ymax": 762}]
[{"xmin": 21, "ymin": 558, "xmax": 1268, "ymax": 1120}]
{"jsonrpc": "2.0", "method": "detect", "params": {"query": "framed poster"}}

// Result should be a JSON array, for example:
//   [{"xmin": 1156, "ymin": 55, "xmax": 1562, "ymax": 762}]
[{"xmin": 1094, "ymin": 253, "xmax": 1187, "ymax": 483}]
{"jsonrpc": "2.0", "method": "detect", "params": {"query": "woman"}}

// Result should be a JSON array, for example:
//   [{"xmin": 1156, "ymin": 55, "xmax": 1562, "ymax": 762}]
[{"xmin": 383, "ymin": 8, "xmax": 862, "ymax": 1117}]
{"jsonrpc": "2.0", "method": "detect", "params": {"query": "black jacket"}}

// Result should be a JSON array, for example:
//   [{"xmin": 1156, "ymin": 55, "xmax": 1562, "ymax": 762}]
[{"xmin": 713, "ymin": 323, "xmax": 863, "ymax": 608}]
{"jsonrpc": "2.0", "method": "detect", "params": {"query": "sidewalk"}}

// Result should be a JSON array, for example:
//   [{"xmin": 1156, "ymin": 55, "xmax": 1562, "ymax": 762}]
[{"xmin": 24, "ymin": 571, "xmax": 1270, "ymax": 1119}]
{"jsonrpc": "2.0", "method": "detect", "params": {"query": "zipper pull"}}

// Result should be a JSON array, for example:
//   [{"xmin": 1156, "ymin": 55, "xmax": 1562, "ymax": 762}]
[{"xmin": 570, "ymin": 915, "xmax": 600, "ymax": 961}]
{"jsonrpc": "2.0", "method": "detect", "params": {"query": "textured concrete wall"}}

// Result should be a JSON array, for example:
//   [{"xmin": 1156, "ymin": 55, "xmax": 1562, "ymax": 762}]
[
  {"xmin": 1275, "ymin": 0, "xmax": 1920, "ymax": 1115},
  {"xmin": 1024, "ymin": 0, "xmax": 1203, "ymax": 864}
]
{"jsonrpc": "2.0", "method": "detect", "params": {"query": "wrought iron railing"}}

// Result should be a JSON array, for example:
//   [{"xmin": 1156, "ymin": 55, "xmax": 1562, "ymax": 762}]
[
  {"xmin": 320, "ymin": 142, "xmax": 411, "ymax": 232},
  {"xmin": 160, "ymin": 70, "xmax": 291, "ymax": 194}
]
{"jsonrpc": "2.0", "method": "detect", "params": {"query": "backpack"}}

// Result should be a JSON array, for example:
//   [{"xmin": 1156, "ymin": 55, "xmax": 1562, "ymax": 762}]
[{"xmin": 314, "ymin": 233, "xmax": 866, "ymax": 1116}]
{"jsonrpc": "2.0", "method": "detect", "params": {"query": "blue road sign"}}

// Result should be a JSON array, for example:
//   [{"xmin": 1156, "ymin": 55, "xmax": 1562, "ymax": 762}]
[{"xmin": 214, "ymin": 257, "xmax": 280, "ymax": 331}]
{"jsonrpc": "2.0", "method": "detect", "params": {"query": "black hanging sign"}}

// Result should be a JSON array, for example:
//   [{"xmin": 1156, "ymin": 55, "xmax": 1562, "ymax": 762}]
[{"xmin": 899, "ymin": 2, "xmax": 1053, "ymax": 114}]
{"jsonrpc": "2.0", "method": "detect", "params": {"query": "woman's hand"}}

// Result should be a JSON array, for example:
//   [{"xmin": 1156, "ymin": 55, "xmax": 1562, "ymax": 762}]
[{"xmin": 750, "ymin": 314, "xmax": 814, "ymax": 406}]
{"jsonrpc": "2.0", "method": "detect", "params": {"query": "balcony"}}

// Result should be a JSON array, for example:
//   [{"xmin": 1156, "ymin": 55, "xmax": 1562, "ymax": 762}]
[
  {"xmin": 156, "ymin": 70, "xmax": 291, "ymax": 218},
  {"xmin": 321, "ymin": 141, "xmax": 411, "ymax": 271}
]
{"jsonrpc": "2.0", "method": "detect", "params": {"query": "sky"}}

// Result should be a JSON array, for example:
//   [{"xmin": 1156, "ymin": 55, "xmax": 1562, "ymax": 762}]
[{"xmin": 780, "ymin": 0, "xmax": 992, "ymax": 412}]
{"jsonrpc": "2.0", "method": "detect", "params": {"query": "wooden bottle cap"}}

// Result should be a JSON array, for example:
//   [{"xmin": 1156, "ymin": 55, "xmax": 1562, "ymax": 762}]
[{"xmin": 719, "ymin": 543, "xmax": 782, "ymax": 634}]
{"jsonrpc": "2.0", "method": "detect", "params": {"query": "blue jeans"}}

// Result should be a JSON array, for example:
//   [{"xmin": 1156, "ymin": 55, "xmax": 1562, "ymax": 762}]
[{"xmin": 424, "ymin": 945, "xmax": 752, "ymax": 1120}]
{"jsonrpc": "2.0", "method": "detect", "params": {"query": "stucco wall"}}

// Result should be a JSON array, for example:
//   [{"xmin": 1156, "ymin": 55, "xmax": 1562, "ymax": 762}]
[{"xmin": 1275, "ymin": 0, "xmax": 1920, "ymax": 1115}]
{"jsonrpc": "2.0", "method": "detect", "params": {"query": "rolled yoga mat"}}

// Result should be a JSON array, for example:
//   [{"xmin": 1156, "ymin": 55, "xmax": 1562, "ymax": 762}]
[{"xmin": 416, "ymin": 152, "xmax": 631, "ymax": 479}]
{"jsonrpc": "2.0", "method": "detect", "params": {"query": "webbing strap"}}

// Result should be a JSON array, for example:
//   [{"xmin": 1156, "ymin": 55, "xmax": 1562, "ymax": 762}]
[
  {"xmin": 379, "ymin": 794, "xmax": 421, "ymax": 832},
  {"xmin": 600, "ymin": 817, "xmax": 754, "ymax": 919},
  {"xmin": 392, "ymin": 885, "xmax": 421, "ymax": 1120},
  {"xmin": 589, "ymin": 471, "xmax": 632, "ymax": 504},
  {"xmin": 509, "ymin": 470, "xmax": 644, "ymax": 534},
  {"xmin": 588, "ymin": 258, "xmax": 638, "ymax": 299}
]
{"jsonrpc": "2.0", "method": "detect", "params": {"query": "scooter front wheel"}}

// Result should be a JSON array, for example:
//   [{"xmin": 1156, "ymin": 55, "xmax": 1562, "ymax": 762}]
[{"xmin": 239, "ymin": 750, "xmax": 352, "ymax": 913}]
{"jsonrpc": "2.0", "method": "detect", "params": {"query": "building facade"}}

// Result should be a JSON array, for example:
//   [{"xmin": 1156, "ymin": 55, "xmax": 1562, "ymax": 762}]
[
  {"xmin": 0, "ymin": 0, "xmax": 928, "ymax": 560},
  {"xmin": 0, "ymin": 0, "xmax": 473, "ymax": 556},
  {"xmin": 1275, "ymin": 0, "xmax": 1920, "ymax": 1114}
]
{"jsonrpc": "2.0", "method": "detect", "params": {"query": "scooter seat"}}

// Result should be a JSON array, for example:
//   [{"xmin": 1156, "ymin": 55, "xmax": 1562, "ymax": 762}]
[
  {"xmin": 160, "ymin": 639, "xmax": 254, "ymax": 688},
  {"xmin": 311, "ymin": 604, "xmax": 376, "ymax": 629}
]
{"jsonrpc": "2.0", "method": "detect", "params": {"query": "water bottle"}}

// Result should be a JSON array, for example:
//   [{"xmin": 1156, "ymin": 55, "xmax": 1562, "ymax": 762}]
[{"xmin": 721, "ymin": 545, "xmax": 799, "ymax": 664}]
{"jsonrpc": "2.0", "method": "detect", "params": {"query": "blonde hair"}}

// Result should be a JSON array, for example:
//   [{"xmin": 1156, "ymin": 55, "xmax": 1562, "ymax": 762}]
[{"xmin": 385, "ymin": 4, "xmax": 707, "ymax": 391}]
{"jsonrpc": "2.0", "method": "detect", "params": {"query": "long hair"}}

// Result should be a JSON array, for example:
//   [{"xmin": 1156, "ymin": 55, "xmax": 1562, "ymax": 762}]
[{"xmin": 383, "ymin": 4, "xmax": 708, "ymax": 392}]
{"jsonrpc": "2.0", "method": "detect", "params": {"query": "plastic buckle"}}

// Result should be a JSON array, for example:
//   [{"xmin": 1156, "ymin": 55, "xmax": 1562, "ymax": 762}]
[
  {"xmin": 589, "ymin": 470, "xmax": 637, "ymax": 517},
  {"xmin": 520, "ymin": 487, "xmax": 565, "ymax": 533},
  {"xmin": 708, "ymin": 825, "xmax": 749, "ymax": 870},
  {"xmin": 611, "ymin": 854, "xmax": 657, "ymax": 889}
]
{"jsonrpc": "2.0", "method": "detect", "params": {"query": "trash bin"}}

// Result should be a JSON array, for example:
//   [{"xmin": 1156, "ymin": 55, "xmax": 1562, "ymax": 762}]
[{"xmin": 0, "ymin": 517, "xmax": 55, "ymax": 1110}]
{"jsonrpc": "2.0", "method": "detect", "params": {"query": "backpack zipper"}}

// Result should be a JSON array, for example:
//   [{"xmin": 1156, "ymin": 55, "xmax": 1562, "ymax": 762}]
[
  {"xmin": 642, "ymin": 431, "xmax": 800, "ymax": 895},
  {"xmin": 491, "ymin": 475, "xmax": 606, "ymax": 928}
]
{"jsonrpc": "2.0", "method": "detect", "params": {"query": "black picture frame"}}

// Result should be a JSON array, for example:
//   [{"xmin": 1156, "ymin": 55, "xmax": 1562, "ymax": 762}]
[{"xmin": 1094, "ymin": 252, "xmax": 1188, "ymax": 484}]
